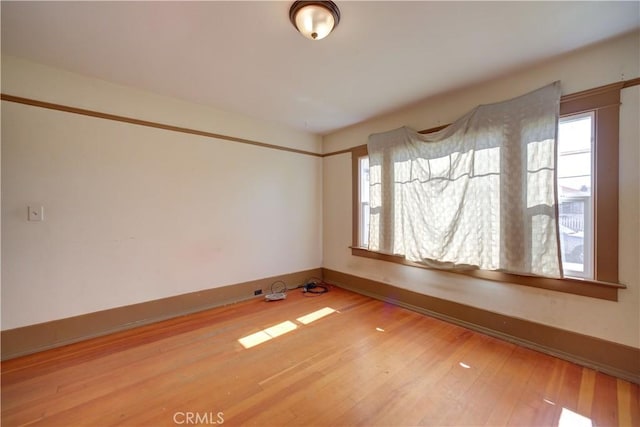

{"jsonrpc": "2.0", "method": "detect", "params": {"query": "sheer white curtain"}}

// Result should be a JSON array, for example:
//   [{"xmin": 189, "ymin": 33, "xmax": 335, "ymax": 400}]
[{"xmin": 367, "ymin": 82, "xmax": 562, "ymax": 278}]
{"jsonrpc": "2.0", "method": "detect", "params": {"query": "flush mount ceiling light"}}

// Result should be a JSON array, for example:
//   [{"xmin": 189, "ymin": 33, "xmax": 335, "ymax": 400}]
[{"xmin": 289, "ymin": 1, "xmax": 340, "ymax": 40}]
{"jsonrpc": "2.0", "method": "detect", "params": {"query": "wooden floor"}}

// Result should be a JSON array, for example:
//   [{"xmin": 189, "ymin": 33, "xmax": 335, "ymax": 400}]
[{"xmin": 2, "ymin": 285, "xmax": 638, "ymax": 426}]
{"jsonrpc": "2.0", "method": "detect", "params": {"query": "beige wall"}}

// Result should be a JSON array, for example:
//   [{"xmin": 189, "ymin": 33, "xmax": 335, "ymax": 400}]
[
  {"xmin": 322, "ymin": 31, "xmax": 640, "ymax": 348},
  {"xmin": 1, "ymin": 57, "xmax": 323, "ymax": 329}
]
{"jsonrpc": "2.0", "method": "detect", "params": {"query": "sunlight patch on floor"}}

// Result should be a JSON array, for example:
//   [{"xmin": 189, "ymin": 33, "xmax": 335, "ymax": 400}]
[
  {"xmin": 238, "ymin": 320, "xmax": 297, "ymax": 349},
  {"xmin": 297, "ymin": 307, "xmax": 336, "ymax": 325},
  {"xmin": 264, "ymin": 320, "xmax": 297, "ymax": 338},
  {"xmin": 558, "ymin": 407, "xmax": 592, "ymax": 427},
  {"xmin": 239, "ymin": 307, "xmax": 336, "ymax": 349},
  {"xmin": 238, "ymin": 330, "xmax": 272, "ymax": 349}
]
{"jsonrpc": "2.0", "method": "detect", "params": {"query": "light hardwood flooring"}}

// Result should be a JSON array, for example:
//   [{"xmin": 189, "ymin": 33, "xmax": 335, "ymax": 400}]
[{"xmin": 2, "ymin": 285, "xmax": 638, "ymax": 426}]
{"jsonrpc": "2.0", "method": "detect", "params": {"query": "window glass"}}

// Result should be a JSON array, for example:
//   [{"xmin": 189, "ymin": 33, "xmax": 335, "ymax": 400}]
[
  {"xmin": 557, "ymin": 113, "xmax": 594, "ymax": 279},
  {"xmin": 359, "ymin": 156, "xmax": 370, "ymax": 247}
]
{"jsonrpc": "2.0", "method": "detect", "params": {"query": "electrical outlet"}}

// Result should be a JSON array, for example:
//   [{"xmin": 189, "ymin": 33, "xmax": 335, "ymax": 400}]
[{"xmin": 254, "ymin": 289, "xmax": 263, "ymax": 296}]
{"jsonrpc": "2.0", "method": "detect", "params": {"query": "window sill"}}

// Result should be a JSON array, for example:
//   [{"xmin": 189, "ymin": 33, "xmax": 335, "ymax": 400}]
[{"xmin": 350, "ymin": 247, "xmax": 624, "ymax": 301}]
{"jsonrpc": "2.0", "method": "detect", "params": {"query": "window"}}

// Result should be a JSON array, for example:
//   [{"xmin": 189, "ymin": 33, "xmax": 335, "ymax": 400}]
[
  {"xmin": 352, "ymin": 82, "xmax": 626, "ymax": 300},
  {"xmin": 358, "ymin": 156, "xmax": 370, "ymax": 248},
  {"xmin": 557, "ymin": 113, "xmax": 594, "ymax": 279}
]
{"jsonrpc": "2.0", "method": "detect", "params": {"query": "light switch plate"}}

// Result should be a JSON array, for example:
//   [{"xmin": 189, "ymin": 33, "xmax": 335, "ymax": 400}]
[{"xmin": 28, "ymin": 206, "xmax": 44, "ymax": 222}]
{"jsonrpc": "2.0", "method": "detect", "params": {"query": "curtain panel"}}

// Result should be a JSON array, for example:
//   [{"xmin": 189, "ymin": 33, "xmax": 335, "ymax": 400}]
[{"xmin": 367, "ymin": 82, "xmax": 562, "ymax": 278}]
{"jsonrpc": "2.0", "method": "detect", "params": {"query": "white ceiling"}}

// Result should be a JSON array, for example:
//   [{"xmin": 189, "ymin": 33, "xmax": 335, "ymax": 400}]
[{"xmin": 2, "ymin": 1, "xmax": 639, "ymax": 135}]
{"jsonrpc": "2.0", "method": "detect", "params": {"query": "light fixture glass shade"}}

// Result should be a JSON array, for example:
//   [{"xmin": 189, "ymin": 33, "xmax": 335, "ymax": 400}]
[{"xmin": 290, "ymin": 1, "xmax": 340, "ymax": 40}]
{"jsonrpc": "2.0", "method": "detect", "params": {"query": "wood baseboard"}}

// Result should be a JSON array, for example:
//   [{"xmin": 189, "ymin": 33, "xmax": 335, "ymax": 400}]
[
  {"xmin": 1, "ymin": 268, "xmax": 322, "ymax": 360},
  {"xmin": 322, "ymin": 268, "xmax": 640, "ymax": 384}
]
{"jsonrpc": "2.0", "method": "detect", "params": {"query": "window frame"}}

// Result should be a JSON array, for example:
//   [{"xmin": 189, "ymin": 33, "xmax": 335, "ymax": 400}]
[{"xmin": 351, "ymin": 82, "xmax": 628, "ymax": 301}]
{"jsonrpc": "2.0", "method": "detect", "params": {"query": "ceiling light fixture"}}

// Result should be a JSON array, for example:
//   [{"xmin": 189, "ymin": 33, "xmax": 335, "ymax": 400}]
[{"xmin": 289, "ymin": 1, "xmax": 340, "ymax": 40}]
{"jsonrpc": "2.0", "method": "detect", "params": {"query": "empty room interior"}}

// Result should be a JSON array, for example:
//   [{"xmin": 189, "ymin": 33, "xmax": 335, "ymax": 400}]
[{"xmin": 1, "ymin": 1, "xmax": 639, "ymax": 426}]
